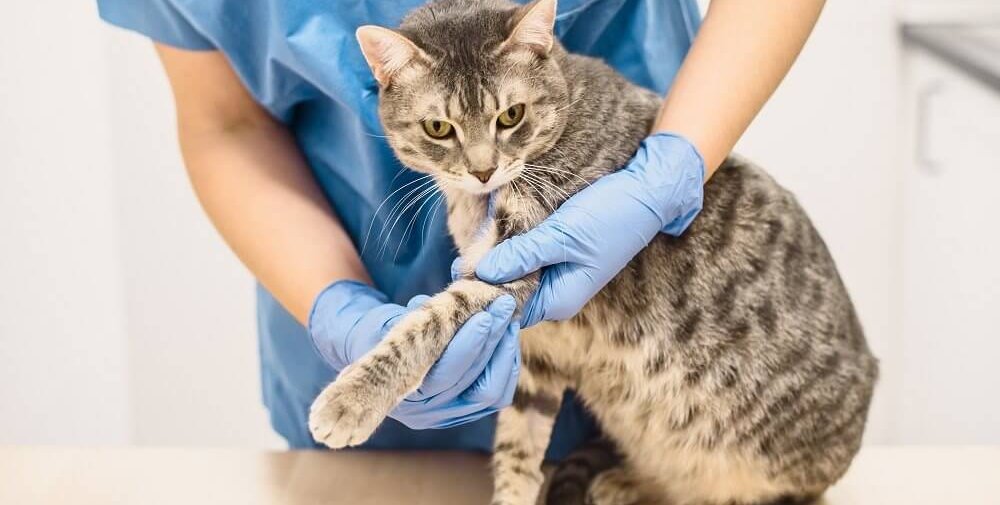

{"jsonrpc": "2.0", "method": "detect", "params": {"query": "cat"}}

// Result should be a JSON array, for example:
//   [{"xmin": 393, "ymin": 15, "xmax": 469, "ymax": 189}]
[{"xmin": 307, "ymin": 1, "xmax": 879, "ymax": 504}]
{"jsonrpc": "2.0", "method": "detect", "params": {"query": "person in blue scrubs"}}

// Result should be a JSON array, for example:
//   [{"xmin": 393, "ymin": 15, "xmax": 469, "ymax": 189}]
[{"xmin": 98, "ymin": 0, "xmax": 824, "ymax": 457}]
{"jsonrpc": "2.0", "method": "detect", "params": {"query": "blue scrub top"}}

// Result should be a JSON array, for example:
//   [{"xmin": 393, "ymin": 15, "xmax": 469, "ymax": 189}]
[{"xmin": 98, "ymin": 0, "xmax": 700, "ymax": 458}]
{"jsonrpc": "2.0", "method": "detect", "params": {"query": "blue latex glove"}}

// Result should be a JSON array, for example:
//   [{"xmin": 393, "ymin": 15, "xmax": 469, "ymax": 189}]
[
  {"xmin": 476, "ymin": 132, "xmax": 705, "ymax": 327},
  {"xmin": 309, "ymin": 280, "xmax": 519, "ymax": 430}
]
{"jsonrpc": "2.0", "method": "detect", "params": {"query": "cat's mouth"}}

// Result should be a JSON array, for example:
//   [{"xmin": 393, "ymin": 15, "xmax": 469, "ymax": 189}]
[{"xmin": 451, "ymin": 162, "xmax": 524, "ymax": 196}]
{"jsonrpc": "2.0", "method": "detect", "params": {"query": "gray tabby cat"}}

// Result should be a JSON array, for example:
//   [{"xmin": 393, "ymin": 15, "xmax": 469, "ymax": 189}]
[{"xmin": 308, "ymin": 1, "xmax": 879, "ymax": 504}]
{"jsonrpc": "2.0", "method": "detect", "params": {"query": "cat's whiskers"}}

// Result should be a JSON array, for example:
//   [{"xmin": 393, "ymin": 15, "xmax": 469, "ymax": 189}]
[
  {"xmin": 377, "ymin": 181, "xmax": 441, "ymax": 259},
  {"xmin": 362, "ymin": 130, "xmax": 393, "ymax": 140},
  {"xmin": 512, "ymin": 174, "xmax": 572, "ymax": 264},
  {"xmin": 524, "ymin": 164, "xmax": 593, "ymax": 190},
  {"xmin": 372, "ymin": 177, "xmax": 438, "ymax": 247},
  {"xmin": 516, "ymin": 173, "xmax": 559, "ymax": 215},
  {"xmin": 371, "ymin": 178, "xmax": 439, "ymax": 257},
  {"xmin": 420, "ymin": 192, "xmax": 446, "ymax": 246},
  {"xmin": 508, "ymin": 179, "xmax": 545, "ymax": 223},
  {"xmin": 395, "ymin": 185, "xmax": 444, "ymax": 260},
  {"xmin": 552, "ymin": 97, "xmax": 583, "ymax": 114},
  {"xmin": 519, "ymin": 170, "xmax": 573, "ymax": 205},
  {"xmin": 498, "ymin": 64, "xmax": 517, "ymax": 91},
  {"xmin": 508, "ymin": 178, "xmax": 526, "ymax": 206},
  {"xmin": 360, "ymin": 174, "xmax": 435, "ymax": 255}
]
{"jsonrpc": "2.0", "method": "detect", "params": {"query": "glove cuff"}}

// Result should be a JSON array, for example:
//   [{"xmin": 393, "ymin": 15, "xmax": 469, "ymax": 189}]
[
  {"xmin": 630, "ymin": 132, "xmax": 706, "ymax": 236},
  {"xmin": 308, "ymin": 280, "xmax": 388, "ymax": 371}
]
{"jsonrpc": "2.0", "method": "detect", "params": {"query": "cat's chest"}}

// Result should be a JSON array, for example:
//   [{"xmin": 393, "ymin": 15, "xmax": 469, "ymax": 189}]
[
  {"xmin": 518, "ymin": 320, "xmax": 596, "ymax": 384},
  {"xmin": 445, "ymin": 185, "xmax": 550, "ymax": 261}
]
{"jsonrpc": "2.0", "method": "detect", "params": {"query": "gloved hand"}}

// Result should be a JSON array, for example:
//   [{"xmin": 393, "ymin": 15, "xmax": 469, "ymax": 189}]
[
  {"xmin": 476, "ymin": 132, "xmax": 705, "ymax": 327},
  {"xmin": 309, "ymin": 280, "xmax": 519, "ymax": 430}
]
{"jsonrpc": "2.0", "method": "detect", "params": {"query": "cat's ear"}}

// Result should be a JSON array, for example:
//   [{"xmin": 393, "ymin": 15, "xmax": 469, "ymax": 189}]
[
  {"xmin": 503, "ymin": 0, "xmax": 558, "ymax": 56},
  {"xmin": 356, "ymin": 25, "xmax": 425, "ymax": 87}
]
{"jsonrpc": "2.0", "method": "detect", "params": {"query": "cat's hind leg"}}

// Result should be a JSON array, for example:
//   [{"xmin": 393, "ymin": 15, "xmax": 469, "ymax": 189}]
[
  {"xmin": 544, "ymin": 437, "xmax": 621, "ymax": 505},
  {"xmin": 491, "ymin": 366, "xmax": 566, "ymax": 505},
  {"xmin": 546, "ymin": 441, "xmax": 661, "ymax": 505},
  {"xmin": 585, "ymin": 467, "xmax": 653, "ymax": 505}
]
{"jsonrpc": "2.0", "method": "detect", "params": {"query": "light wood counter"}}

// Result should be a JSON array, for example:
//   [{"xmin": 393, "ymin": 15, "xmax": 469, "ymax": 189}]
[{"xmin": 1, "ymin": 446, "xmax": 996, "ymax": 504}]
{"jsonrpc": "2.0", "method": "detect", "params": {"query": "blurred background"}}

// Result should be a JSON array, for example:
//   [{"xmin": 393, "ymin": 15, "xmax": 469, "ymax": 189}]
[{"xmin": 0, "ymin": 0, "xmax": 997, "ymax": 450}]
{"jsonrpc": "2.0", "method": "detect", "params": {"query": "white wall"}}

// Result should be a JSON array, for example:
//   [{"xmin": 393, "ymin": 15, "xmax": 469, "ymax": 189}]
[
  {"xmin": 0, "ymin": 1, "xmax": 131, "ymax": 444},
  {"xmin": 897, "ymin": 46, "xmax": 1000, "ymax": 444},
  {"xmin": 0, "ymin": 2, "xmax": 279, "ymax": 448},
  {"xmin": 0, "ymin": 0, "xmax": 991, "ymax": 447},
  {"xmin": 103, "ymin": 33, "xmax": 281, "ymax": 448}
]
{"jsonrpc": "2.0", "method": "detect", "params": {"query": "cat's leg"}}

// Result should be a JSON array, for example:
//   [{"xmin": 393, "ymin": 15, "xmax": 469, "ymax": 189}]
[
  {"xmin": 308, "ymin": 279, "xmax": 501, "ymax": 448},
  {"xmin": 309, "ymin": 277, "xmax": 536, "ymax": 449},
  {"xmin": 491, "ymin": 367, "xmax": 566, "ymax": 505},
  {"xmin": 545, "ymin": 437, "xmax": 621, "ymax": 505},
  {"xmin": 586, "ymin": 467, "xmax": 651, "ymax": 505}
]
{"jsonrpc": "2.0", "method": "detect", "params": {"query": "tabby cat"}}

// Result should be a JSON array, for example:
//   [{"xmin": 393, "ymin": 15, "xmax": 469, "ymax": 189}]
[{"xmin": 308, "ymin": 1, "xmax": 879, "ymax": 504}]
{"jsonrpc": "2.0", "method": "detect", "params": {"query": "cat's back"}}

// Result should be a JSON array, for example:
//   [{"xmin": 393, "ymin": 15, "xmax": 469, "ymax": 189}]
[
  {"xmin": 587, "ymin": 157, "xmax": 878, "ymax": 495},
  {"xmin": 641, "ymin": 156, "xmax": 877, "ymax": 385}
]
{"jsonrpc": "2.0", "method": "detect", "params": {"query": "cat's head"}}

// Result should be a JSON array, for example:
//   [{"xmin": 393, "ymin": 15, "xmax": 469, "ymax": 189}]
[{"xmin": 357, "ymin": 0, "xmax": 569, "ymax": 195}]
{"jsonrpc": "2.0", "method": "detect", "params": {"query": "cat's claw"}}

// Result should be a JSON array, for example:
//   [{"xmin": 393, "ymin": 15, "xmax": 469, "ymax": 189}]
[{"xmin": 308, "ymin": 367, "xmax": 387, "ymax": 449}]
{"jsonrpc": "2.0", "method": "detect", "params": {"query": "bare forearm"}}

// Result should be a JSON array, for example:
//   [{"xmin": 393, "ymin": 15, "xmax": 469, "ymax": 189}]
[
  {"xmin": 655, "ymin": 0, "xmax": 825, "ymax": 175},
  {"xmin": 155, "ymin": 44, "xmax": 368, "ymax": 324},
  {"xmin": 179, "ymin": 119, "xmax": 369, "ymax": 323}
]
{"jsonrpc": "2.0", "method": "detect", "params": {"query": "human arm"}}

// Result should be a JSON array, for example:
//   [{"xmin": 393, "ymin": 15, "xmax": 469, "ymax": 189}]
[
  {"xmin": 655, "ymin": 0, "xmax": 826, "ymax": 176},
  {"xmin": 477, "ymin": 0, "xmax": 825, "ymax": 325},
  {"xmin": 156, "ymin": 43, "xmax": 367, "ymax": 324}
]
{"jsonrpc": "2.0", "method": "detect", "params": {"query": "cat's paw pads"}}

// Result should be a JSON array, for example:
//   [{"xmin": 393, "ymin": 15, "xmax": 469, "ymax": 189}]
[{"xmin": 308, "ymin": 376, "xmax": 385, "ymax": 449}]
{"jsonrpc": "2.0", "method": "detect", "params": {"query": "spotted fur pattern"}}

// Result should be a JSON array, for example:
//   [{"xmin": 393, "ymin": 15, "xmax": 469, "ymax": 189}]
[{"xmin": 308, "ymin": 1, "xmax": 878, "ymax": 504}]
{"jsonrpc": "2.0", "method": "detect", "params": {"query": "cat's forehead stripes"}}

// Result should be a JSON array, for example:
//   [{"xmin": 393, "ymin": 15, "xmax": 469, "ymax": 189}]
[
  {"xmin": 435, "ymin": 86, "xmax": 508, "ymax": 121},
  {"xmin": 376, "ymin": 1, "xmax": 573, "ymax": 182},
  {"xmin": 446, "ymin": 94, "xmax": 462, "ymax": 119}
]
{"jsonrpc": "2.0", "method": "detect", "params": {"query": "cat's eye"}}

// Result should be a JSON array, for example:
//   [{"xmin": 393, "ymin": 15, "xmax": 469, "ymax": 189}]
[
  {"xmin": 422, "ymin": 119, "xmax": 454, "ymax": 139},
  {"xmin": 497, "ymin": 104, "xmax": 525, "ymax": 128}
]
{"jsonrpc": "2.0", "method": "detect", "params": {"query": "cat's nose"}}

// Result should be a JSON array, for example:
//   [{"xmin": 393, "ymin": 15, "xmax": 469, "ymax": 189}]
[{"xmin": 469, "ymin": 168, "xmax": 496, "ymax": 184}]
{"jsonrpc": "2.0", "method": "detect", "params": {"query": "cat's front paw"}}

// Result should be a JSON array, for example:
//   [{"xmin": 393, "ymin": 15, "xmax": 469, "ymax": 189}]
[{"xmin": 308, "ymin": 367, "xmax": 387, "ymax": 449}]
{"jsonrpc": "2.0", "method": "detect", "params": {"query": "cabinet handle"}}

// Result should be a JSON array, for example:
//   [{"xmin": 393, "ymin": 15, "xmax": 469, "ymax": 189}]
[{"xmin": 916, "ymin": 81, "xmax": 944, "ymax": 175}]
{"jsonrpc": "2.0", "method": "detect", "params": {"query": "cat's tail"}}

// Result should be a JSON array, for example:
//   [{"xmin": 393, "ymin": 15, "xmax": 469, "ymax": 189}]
[{"xmin": 545, "ymin": 436, "xmax": 622, "ymax": 505}]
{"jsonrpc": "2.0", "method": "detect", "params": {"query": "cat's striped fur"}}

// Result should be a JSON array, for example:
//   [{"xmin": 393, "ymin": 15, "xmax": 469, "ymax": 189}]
[{"xmin": 308, "ymin": 1, "xmax": 878, "ymax": 504}]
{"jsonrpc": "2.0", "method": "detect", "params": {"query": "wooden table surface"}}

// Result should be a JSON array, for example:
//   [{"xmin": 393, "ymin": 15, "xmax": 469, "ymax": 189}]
[{"xmin": 1, "ymin": 446, "xmax": 996, "ymax": 504}]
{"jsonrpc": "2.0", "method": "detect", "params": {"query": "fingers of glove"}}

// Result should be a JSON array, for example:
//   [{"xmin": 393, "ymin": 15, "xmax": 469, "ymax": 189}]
[
  {"xmin": 494, "ymin": 323, "xmax": 521, "ymax": 409},
  {"xmin": 389, "ymin": 382, "xmax": 514, "ymax": 430},
  {"xmin": 411, "ymin": 295, "xmax": 516, "ymax": 402},
  {"xmin": 406, "ymin": 294, "xmax": 432, "ymax": 309},
  {"xmin": 393, "ymin": 400, "xmax": 501, "ymax": 430},
  {"xmin": 459, "ymin": 319, "xmax": 520, "ymax": 409},
  {"xmin": 520, "ymin": 263, "xmax": 599, "ymax": 326},
  {"xmin": 422, "ymin": 406, "xmax": 501, "ymax": 430},
  {"xmin": 404, "ymin": 396, "xmax": 499, "ymax": 430},
  {"xmin": 309, "ymin": 282, "xmax": 393, "ymax": 371},
  {"xmin": 394, "ymin": 320, "xmax": 518, "ymax": 429},
  {"xmin": 345, "ymin": 303, "xmax": 408, "ymax": 364},
  {"xmin": 450, "ymin": 257, "xmax": 464, "ymax": 281},
  {"xmin": 392, "ymin": 390, "xmax": 495, "ymax": 430},
  {"xmin": 405, "ymin": 323, "xmax": 518, "ymax": 426},
  {"xmin": 519, "ymin": 286, "xmax": 546, "ymax": 328},
  {"xmin": 476, "ymin": 218, "xmax": 581, "ymax": 284},
  {"xmin": 409, "ymin": 310, "xmax": 494, "ymax": 401},
  {"xmin": 389, "ymin": 404, "xmax": 442, "ymax": 430},
  {"xmin": 389, "ymin": 402, "xmax": 442, "ymax": 430}
]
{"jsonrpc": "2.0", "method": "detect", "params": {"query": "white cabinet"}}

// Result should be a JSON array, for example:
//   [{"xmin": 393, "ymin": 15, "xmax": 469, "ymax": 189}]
[{"xmin": 899, "ymin": 45, "xmax": 1000, "ymax": 443}]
